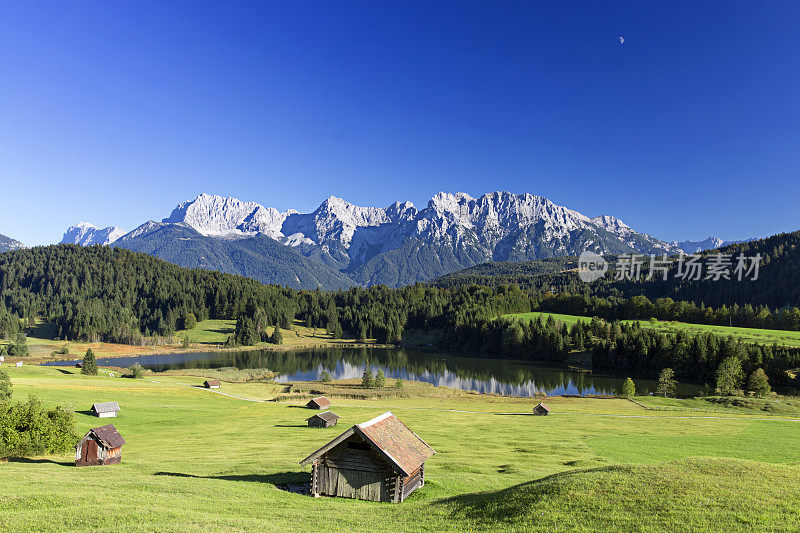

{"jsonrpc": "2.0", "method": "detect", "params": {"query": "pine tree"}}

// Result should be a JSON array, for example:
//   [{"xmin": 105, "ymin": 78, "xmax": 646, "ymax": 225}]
[
  {"xmin": 10, "ymin": 332, "xmax": 28, "ymax": 357},
  {"xmin": 375, "ymin": 368, "xmax": 386, "ymax": 388},
  {"xmin": 716, "ymin": 357, "xmax": 743, "ymax": 395},
  {"xmin": 656, "ymin": 368, "xmax": 677, "ymax": 397},
  {"xmin": 395, "ymin": 378, "xmax": 403, "ymax": 391},
  {"xmin": 362, "ymin": 363, "xmax": 374, "ymax": 388},
  {"xmin": 620, "ymin": 377, "xmax": 635, "ymax": 399},
  {"xmin": 271, "ymin": 326, "xmax": 283, "ymax": 345},
  {"xmin": 747, "ymin": 368, "xmax": 771, "ymax": 398},
  {"xmin": 0, "ymin": 368, "xmax": 11, "ymax": 401},
  {"xmin": 81, "ymin": 348, "xmax": 98, "ymax": 376}
]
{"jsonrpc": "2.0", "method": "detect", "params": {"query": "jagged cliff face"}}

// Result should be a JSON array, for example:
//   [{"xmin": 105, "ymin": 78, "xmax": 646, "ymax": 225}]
[
  {"xmin": 61, "ymin": 222, "xmax": 125, "ymax": 246},
  {"xmin": 149, "ymin": 192, "xmax": 680, "ymax": 281},
  {"xmin": 0, "ymin": 233, "xmax": 25, "ymax": 252}
]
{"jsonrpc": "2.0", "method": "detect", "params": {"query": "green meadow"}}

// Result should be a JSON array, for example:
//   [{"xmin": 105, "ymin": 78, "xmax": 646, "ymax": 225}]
[
  {"xmin": 502, "ymin": 311, "xmax": 800, "ymax": 347},
  {"xmin": 1, "ymin": 365, "xmax": 800, "ymax": 531}
]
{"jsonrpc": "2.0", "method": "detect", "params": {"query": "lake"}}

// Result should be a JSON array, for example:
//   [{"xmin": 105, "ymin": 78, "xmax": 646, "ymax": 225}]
[{"xmin": 45, "ymin": 346, "xmax": 700, "ymax": 397}]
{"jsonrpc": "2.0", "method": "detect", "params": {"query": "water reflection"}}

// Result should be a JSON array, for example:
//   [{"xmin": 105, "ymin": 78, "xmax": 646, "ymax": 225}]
[{"xmin": 45, "ymin": 347, "xmax": 700, "ymax": 397}]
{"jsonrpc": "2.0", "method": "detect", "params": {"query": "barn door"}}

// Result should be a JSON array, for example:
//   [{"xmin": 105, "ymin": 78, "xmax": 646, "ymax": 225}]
[{"xmin": 81, "ymin": 439, "xmax": 99, "ymax": 464}]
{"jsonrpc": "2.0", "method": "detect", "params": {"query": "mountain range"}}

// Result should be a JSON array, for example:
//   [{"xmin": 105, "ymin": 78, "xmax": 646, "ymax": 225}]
[
  {"xmin": 0, "ymin": 233, "xmax": 25, "ymax": 252},
  {"xmin": 58, "ymin": 191, "xmax": 737, "ymax": 289}
]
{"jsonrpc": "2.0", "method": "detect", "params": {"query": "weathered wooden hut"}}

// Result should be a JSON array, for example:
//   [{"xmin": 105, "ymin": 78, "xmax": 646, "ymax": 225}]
[
  {"xmin": 306, "ymin": 396, "xmax": 331, "ymax": 410},
  {"xmin": 307, "ymin": 411, "xmax": 340, "ymax": 428},
  {"xmin": 75, "ymin": 362, "xmax": 83, "ymax": 368},
  {"xmin": 91, "ymin": 401, "xmax": 121, "ymax": 418},
  {"xmin": 300, "ymin": 411, "xmax": 435, "ymax": 503},
  {"xmin": 204, "ymin": 379, "xmax": 221, "ymax": 389},
  {"xmin": 75, "ymin": 424, "xmax": 126, "ymax": 466},
  {"xmin": 533, "ymin": 402, "xmax": 550, "ymax": 416}
]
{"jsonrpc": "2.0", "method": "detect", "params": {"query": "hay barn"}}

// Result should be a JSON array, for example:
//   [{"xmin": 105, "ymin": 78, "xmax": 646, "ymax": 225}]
[
  {"xmin": 75, "ymin": 424, "xmax": 126, "ymax": 467},
  {"xmin": 204, "ymin": 379, "xmax": 221, "ymax": 389},
  {"xmin": 533, "ymin": 402, "xmax": 550, "ymax": 415},
  {"xmin": 91, "ymin": 401, "xmax": 121, "ymax": 418},
  {"xmin": 300, "ymin": 411, "xmax": 435, "ymax": 503},
  {"xmin": 306, "ymin": 396, "xmax": 331, "ymax": 410},
  {"xmin": 307, "ymin": 411, "xmax": 340, "ymax": 428}
]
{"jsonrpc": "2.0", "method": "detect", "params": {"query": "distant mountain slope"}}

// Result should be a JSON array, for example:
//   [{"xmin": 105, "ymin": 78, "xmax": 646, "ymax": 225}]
[
  {"xmin": 431, "ymin": 258, "xmax": 577, "ymax": 289},
  {"xmin": 61, "ymin": 222, "xmax": 125, "ymax": 246},
  {"xmin": 114, "ymin": 222, "xmax": 354, "ymax": 290},
  {"xmin": 0, "ymin": 233, "xmax": 25, "ymax": 252}
]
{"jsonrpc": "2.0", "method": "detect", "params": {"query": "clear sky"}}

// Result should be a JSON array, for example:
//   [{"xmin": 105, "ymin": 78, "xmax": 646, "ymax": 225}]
[{"xmin": 1, "ymin": 2, "xmax": 799, "ymax": 245}]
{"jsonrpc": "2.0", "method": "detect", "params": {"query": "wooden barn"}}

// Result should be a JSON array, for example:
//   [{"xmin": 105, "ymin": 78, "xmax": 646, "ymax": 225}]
[
  {"xmin": 300, "ymin": 411, "xmax": 435, "ymax": 503},
  {"xmin": 307, "ymin": 411, "xmax": 340, "ymax": 428},
  {"xmin": 91, "ymin": 401, "xmax": 121, "ymax": 418},
  {"xmin": 75, "ymin": 424, "xmax": 126, "ymax": 467},
  {"xmin": 533, "ymin": 402, "xmax": 550, "ymax": 416},
  {"xmin": 75, "ymin": 362, "xmax": 83, "ymax": 368},
  {"xmin": 306, "ymin": 396, "xmax": 331, "ymax": 410},
  {"xmin": 204, "ymin": 379, "xmax": 221, "ymax": 389}
]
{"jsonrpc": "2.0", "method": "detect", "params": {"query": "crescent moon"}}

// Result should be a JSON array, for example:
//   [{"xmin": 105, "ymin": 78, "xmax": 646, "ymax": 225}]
[{"xmin": 619, "ymin": 36, "xmax": 624, "ymax": 45}]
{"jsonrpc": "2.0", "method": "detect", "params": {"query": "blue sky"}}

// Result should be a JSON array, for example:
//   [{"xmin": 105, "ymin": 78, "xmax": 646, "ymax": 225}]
[{"xmin": 1, "ymin": 2, "xmax": 799, "ymax": 245}]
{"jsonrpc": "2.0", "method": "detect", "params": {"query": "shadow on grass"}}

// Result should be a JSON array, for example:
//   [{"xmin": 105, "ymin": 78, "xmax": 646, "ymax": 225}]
[
  {"xmin": 274, "ymin": 424, "xmax": 308, "ymax": 428},
  {"xmin": 74, "ymin": 410, "xmax": 98, "ymax": 417},
  {"xmin": 55, "ymin": 369, "xmax": 73, "ymax": 375},
  {"xmin": 154, "ymin": 471, "xmax": 310, "ymax": 494},
  {"xmin": 6, "ymin": 457, "xmax": 73, "ymax": 467},
  {"xmin": 433, "ymin": 466, "xmax": 629, "ymax": 523}
]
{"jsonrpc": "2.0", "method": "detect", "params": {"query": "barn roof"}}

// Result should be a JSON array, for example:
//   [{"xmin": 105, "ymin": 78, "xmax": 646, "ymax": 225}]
[
  {"xmin": 92, "ymin": 401, "xmax": 120, "ymax": 414},
  {"xmin": 81, "ymin": 424, "xmax": 126, "ymax": 449},
  {"xmin": 308, "ymin": 396, "xmax": 331, "ymax": 407},
  {"xmin": 204, "ymin": 379, "xmax": 221, "ymax": 386},
  {"xmin": 300, "ymin": 412, "xmax": 435, "ymax": 476},
  {"xmin": 307, "ymin": 411, "xmax": 340, "ymax": 423},
  {"xmin": 535, "ymin": 402, "xmax": 550, "ymax": 411}
]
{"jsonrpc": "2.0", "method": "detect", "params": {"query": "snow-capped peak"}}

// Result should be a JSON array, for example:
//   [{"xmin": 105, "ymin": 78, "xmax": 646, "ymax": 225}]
[{"xmin": 61, "ymin": 222, "xmax": 125, "ymax": 246}]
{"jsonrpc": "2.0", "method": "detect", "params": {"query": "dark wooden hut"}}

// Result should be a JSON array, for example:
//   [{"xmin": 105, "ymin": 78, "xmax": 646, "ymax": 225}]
[
  {"xmin": 75, "ymin": 424, "xmax": 126, "ymax": 466},
  {"xmin": 533, "ymin": 402, "xmax": 550, "ymax": 416},
  {"xmin": 204, "ymin": 379, "xmax": 221, "ymax": 389},
  {"xmin": 91, "ymin": 401, "xmax": 121, "ymax": 418},
  {"xmin": 306, "ymin": 396, "xmax": 331, "ymax": 410},
  {"xmin": 300, "ymin": 411, "xmax": 435, "ymax": 503},
  {"xmin": 307, "ymin": 411, "xmax": 340, "ymax": 428},
  {"xmin": 75, "ymin": 362, "xmax": 83, "ymax": 368}
]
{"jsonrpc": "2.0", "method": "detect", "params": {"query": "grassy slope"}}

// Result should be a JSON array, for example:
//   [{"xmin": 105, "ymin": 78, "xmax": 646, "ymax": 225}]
[
  {"xmin": 4, "ymin": 319, "xmax": 387, "ymax": 363},
  {"xmin": 1, "ymin": 366, "xmax": 800, "ymax": 531},
  {"xmin": 502, "ymin": 311, "xmax": 800, "ymax": 347}
]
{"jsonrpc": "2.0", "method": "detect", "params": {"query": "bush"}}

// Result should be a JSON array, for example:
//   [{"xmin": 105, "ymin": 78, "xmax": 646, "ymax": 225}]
[
  {"xmin": 127, "ymin": 363, "xmax": 144, "ymax": 379},
  {"xmin": 395, "ymin": 378, "xmax": 403, "ymax": 391},
  {"xmin": 81, "ymin": 348, "xmax": 98, "ymax": 376},
  {"xmin": 374, "ymin": 369, "xmax": 386, "ymax": 388},
  {"xmin": 319, "ymin": 371, "xmax": 332, "ymax": 383},
  {"xmin": 0, "ymin": 369, "xmax": 11, "ymax": 402},
  {"xmin": 0, "ymin": 397, "xmax": 77, "ymax": 458}
]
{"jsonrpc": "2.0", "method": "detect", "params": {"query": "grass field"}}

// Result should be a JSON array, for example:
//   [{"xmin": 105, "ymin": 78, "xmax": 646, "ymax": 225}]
[
  {"xmin": 2, "ymin": 365, "xmax": 800, "ymax": 531},
  {"xmin": 502, "ymin": 311, "xmax": 800, "ymax": 347}
]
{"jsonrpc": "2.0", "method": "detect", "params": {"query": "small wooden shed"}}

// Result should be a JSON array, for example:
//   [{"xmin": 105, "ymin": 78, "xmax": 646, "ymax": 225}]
[
  {"xmin": 75, "ymin": 424, "xmax": 126, "ymax": 466},
  {"xmin": 307, "ymin": 411, "xmax": 340, "ymax": 428},
  {"xmin": 91, "ymin": 401, "xmax": 121, "ymax": 418},
  {"xmin": 306, "ymin": 396, "xmax": 331, "ymax": 410},
  {"xmin": 75, "ymin": 362, "xmax": 83, "ymax": 368},
  {"xmin": 204, "ymin": 379, "xmax": 221, "ymax": 389},
  {"xmin": 300, "ymin": 411, "xmax": 435, "ymax": 503},
  {"xmin": 533, "ymin": 402, "xmax": 550, "ymax": 416}
]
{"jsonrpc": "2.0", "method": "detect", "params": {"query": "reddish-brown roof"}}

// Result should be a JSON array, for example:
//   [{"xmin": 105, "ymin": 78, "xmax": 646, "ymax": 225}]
[
  {"xmin": 535, "ymin": 402, "xmax": 550, "ymax": 411},
  {"xmin": 204, "ymin": 379, "xmax": 221, "ymax": 387},
  {"xmin": 88, "ymin": 424, "xmax": 126, "ymax": 448},
  {"xmin": 307, "ymin": 396, "xmax": 331, "ymax": 408},
  {"xmin": 356, "ymin": 412, "xmax": 435, "ymax": 476},
  {"xmin": 307, "ymin": 411, "xmax": 340, "ymax": 423}
]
